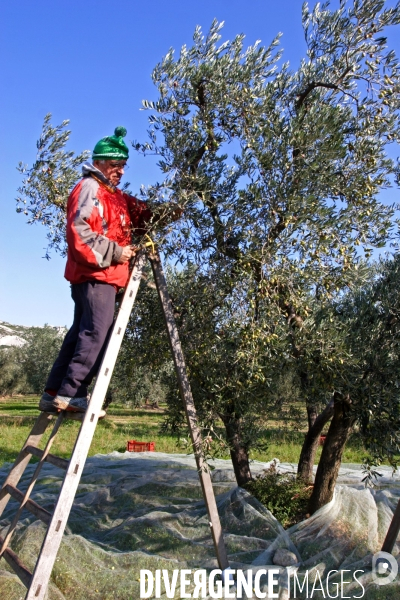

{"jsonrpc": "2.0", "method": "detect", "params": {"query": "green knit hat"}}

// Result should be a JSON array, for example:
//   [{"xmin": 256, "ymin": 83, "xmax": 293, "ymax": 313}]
[{"xmin": 92, "ymin": 126, "xmax": 129, "ymax": 161}]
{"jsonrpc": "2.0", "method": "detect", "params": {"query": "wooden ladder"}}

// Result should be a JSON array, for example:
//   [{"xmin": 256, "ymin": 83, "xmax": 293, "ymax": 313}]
[{"xmin": 0, "ymin": 249, "xmax": 229, "ymax": 600}]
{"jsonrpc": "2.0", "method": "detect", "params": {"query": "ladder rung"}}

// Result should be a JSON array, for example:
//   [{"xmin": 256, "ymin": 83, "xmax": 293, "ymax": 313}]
[
  {"xmin": 25, "ymin": 446, "xmax": 69, "ymax": 471},
  {"xmin": 64, "ymin": 411, "xmax": 85, "ymax": 421},
  {"xmin": 5, "ymin": 484, "xmax": 52, "ymax": 526},
  {"xmin": 0, "ymin": 534, "xmax": 32, "ymax": 588},
  {"xmin": 40, "ymin": 409, "xmax": 85, "ymax": 422}
]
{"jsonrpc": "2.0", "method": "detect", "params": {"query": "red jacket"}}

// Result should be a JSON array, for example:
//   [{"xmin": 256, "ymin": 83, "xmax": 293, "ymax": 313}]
[{"xmin": 64, "ymin": 163, "xmax": 152, "ymax": 288}]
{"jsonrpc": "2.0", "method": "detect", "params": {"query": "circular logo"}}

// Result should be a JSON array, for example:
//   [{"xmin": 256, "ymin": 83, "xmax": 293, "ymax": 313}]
[{"xmin": 372, "ymin": 551, "xmax": 398, "ymax": 586}]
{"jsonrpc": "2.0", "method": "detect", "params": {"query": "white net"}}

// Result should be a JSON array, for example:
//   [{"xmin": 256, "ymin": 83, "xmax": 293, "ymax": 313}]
[{"xmin": 1, "ymin": 453, "xmax": 399, "ymax": 599}]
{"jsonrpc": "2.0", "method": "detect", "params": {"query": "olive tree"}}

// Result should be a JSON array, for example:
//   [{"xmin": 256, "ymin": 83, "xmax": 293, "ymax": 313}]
[
  {"xmin": 0, "ymin": 326, "xmax": 65, "ymax": 396},
  {"xmin": 135, "ymin": 0, "xmax": 400, "ymax": 502},
  {"xmin": 304, "ymin": 255, "xmax": 400, "ymax": 511},
  {"xmin": 20, "ymin": 326, "xmax": 66, "ymax": 393},
  {"xmin": 352, "ymin": 256, "xmax": 400, "ymax": 469}
]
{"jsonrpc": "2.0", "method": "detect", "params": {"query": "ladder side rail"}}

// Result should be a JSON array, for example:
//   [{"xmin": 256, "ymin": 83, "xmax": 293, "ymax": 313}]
[
  {"xmin": 149, "ymin": 251, "xmax": 230, "ymax": 571},
  {"xmin": 0, "ymin": 413, "xmax": 54, "ymax": 518},
  {"xmin": 25, "ymin": 251, "xmax": 147, "ymax": 600}
]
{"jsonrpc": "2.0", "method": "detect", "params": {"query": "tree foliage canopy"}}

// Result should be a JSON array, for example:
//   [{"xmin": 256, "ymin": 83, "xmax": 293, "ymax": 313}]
[
  {"xmin": 138, "ymin": 1, "xmax": 400, "ymax": 299},
  {"xmin": 16, "ymin": 114, "xmax": 90, "ymax": 257},
  {"xmin": 342, "ymin": 255, "xmax": 400, "ymax": 466}
]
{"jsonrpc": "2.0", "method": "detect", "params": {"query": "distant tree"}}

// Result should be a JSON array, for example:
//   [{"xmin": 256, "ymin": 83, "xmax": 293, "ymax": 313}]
[
  {"xmin": 0, "ymin": 346, "xmax": 27, "ymax": 396},
  {"xmin": 19, "ymin": 326, "xmax": 66, "ymax": 393},
  {"xmin": 109, "ymin": 345, "xmax": 172, "ymax": 408},
  {"xmin": 0, "ymin": 326, "xmax": 65, "ymax": 396}
]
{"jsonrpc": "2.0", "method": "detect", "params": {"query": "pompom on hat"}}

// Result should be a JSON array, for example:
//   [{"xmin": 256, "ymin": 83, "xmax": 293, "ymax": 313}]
[{"xmin": 92, "ymin": 126, "xmax": 129, "ymax": 161}]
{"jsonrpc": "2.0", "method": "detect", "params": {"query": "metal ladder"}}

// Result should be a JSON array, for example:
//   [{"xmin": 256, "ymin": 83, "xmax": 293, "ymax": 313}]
[{"xmin": 0, "ymin": 249, "xmax": 229, "ymax": 600}]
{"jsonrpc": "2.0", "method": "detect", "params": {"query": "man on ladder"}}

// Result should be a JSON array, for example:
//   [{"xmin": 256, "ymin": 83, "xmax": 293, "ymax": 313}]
[
  {"xmin": 39, "ymin": 126, "xmax": 157, "ymax": 416},
  {"xmin": 0, "ymin": 127, "xmax": 231, "ymax": 599}
]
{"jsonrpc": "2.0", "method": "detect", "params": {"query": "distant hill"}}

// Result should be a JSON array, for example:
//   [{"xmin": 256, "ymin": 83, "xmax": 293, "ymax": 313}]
[{"xmin": 0, "ymin": 321, "xmax": 66, "ymax": 348}]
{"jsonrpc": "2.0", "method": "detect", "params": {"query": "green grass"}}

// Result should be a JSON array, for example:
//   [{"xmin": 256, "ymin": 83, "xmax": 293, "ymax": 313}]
[
  {"xmin": 249, "ymin": 429, "xmax": 369, "ymax": 465},
  {"xmin": 0, "ymin": 396, "xmax": 370, "ymax": 468},
  {"xmin": 0, "ymin": 396, "xmax": 183, "ymax": 467}
]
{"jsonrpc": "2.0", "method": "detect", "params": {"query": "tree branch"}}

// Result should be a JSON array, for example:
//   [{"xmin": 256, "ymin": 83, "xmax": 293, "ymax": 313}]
[
  {"xmin": 295, "ymin": 70, "xmax": 358, "ymax": 110},
  {"xmin": 295, "ymin": 81, "xmax": 342, "ymax": 110}
]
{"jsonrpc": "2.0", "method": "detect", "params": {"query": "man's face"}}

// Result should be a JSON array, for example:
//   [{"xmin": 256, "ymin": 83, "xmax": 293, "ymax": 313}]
[{"xmin": 94, "ymin": 160, "xmax": 127, "ymax": 186}]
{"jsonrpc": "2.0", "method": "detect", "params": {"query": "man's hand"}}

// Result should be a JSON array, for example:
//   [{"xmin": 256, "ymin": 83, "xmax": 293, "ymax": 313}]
[{"xmin": 117, "ymin": 245, "xmax": 137, "ymax": 264}]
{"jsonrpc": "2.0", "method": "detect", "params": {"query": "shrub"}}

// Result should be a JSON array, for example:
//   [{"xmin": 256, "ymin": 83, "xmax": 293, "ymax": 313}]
[{"xmin": 245, "ymin": 461, "xmax": 312, "ymax": 528}]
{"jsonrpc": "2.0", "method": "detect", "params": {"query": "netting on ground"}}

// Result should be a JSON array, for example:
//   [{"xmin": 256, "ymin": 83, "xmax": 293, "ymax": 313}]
[{"xmin": 1, "ymin": 453, "xmax": 400, "ymax": 599}]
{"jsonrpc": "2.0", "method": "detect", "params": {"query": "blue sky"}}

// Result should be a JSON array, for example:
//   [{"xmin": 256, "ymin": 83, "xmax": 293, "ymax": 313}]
[{"xmin": 1, "ymin": 0, "xmax": 399, "ymax": 326}]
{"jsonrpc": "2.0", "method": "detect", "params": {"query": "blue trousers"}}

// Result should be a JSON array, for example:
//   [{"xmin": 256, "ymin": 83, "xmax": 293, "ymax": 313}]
[{"xmin": 45, "ymin": 281, "xmax": 116, "ymax": 398}]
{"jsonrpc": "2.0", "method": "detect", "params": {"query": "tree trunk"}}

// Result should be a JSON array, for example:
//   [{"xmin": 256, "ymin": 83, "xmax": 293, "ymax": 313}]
[
  {"xmin": 297, "ymin": 399, "xmax": 334, "ymax": 483},
  {"xmin": 222, "ymin": 415, "xmax": 252, "ymax": 486},
  {"xmin": 308, "ymin": 393, "xmax": 356, "ymax": 514},
  {"xmin": 307, "ymin": 403, "xmax": 318, "ymax": 429}
]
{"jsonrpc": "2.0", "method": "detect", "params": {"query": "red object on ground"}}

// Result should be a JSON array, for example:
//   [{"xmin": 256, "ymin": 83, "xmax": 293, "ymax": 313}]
[
  {"xmin": 319, "ymin": 435, "xmax": 326, "ymax": 446},
  {"xmin": 126, "ymin": 440, "xmax": 155, "ymax": 452}
]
